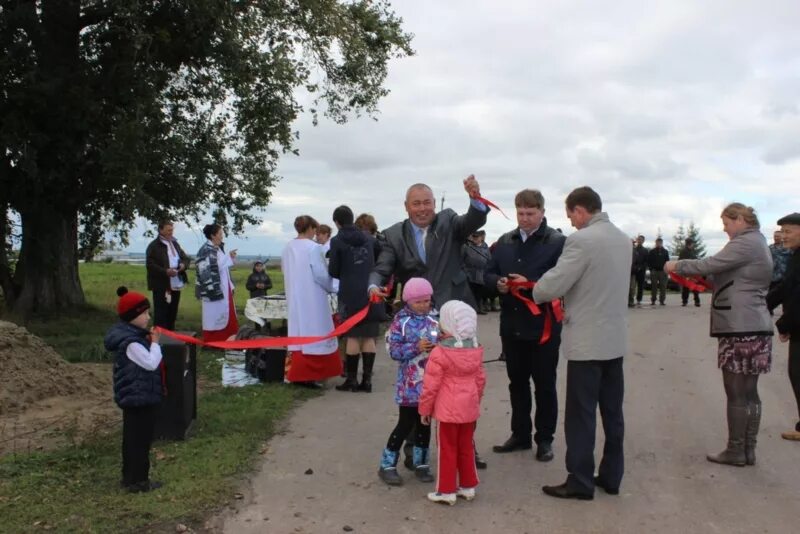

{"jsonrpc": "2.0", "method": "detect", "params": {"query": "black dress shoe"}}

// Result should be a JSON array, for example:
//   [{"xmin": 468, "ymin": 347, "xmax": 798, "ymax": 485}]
[
  {"xmin": 492, "ymin": 435, "xmax": 532, "ymax": 453},
  {"xmin": 594, "ymin": 476, "xmax": 619, "ymax": 495},
  {"xmin": 474, "ymin": 452, "xmax": 488, "ymax": 470},
  {"xmin": 542, "ymin": 482, "xmax": 593, "ymax": 500},
  {"xmin": 536, "ymin": 442, "xmax": 554, "ymax": 462}
]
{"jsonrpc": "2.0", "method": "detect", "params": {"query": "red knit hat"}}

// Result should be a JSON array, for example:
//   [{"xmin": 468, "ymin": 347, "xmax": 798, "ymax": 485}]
[{"xmin": 116, "ymin": 286, "xmax": 150, "ymax": 322}]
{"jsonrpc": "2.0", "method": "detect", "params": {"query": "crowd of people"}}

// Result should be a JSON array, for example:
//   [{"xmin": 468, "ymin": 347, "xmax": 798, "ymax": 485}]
[{"xmin": 106, "ymin": 179, "xmax": 798, "ymax": 503}]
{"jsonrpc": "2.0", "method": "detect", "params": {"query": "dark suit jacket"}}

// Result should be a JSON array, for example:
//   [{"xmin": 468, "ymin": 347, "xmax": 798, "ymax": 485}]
[
  {"xmin": 484, "ymin": 220, "xmax": 565, "ymax": 341},
  {"xmin": 369, "ymin": 203, "xmax": 487, "ymax": 309},
  {"xmin": 768, "ymin": 250, "xmax": 800, "ymax": 336},
  {"xmin": 146, "ymin": 237, "xmax": 190, "ymax": 292}
]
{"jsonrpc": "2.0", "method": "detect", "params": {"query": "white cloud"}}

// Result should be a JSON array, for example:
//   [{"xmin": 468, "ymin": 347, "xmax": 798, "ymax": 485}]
[
  {"xmin": 254, "ymin": 220, "xmax": 285, "ymax": 238},
  {"xmin": 119, "ymin": 0, "xmax": 800, "ymax": 256}
]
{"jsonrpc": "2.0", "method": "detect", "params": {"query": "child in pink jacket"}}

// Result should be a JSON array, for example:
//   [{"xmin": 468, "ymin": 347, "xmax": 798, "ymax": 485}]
[{"xmin": 419, "ymin": 300, "xmax": 486, "ymax": 505}]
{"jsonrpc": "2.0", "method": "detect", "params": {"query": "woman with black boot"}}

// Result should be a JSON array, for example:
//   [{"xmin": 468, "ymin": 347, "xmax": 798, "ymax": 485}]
[
  {"xmin": 329, "ymin": 205, "xmax": 383, "ymax": 392},
  {"xmin": 666, "ymin": 203, "xmax": 773, "ymax": 466}
]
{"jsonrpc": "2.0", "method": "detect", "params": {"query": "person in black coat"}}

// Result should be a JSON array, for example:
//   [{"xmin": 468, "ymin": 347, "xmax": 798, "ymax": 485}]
[
  {"xmin": 679, "ymin": 238, "xmax": 701, "ymax": 306},
  {"xmin": 329, "ymin": 205, "xmax": 381, "ymax": 392},
  {"xmin": 484, "ymin": 189, "xmax": 566, "ymax": 462},
  {"xmin": 145, "ymin": 220, "xmax": 190, "ymax": 330},
  {"xmin": 768, "ymin": 213, "xmax": 800, "ymax": 440},
  {"xmin": 647, "ymin": 237, "xmax": 670, "ymax": 305},
  {"xmin": 245, "ymin": 261, "xmax": 273, "ymax": 298},
  {"xmin": 628, "ymin": 235, "xmax": 648, "ymax": 307}
]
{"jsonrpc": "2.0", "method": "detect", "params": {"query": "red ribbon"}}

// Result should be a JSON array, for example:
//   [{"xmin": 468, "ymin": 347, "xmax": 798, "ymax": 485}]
[
  {"xmin": 506, "ymin": 279, "xmax": 563, "ymax": 345},
  {"xmin": 156, "ymin": 292, "xmax": 385, "ymax": 350},
  {"xmin": 668, "ymin": 272, "xmax": 712, "ymax": 293},
  {"xmin": 470, "ymin": 192, "xmax": 510, "ymax": 219}
]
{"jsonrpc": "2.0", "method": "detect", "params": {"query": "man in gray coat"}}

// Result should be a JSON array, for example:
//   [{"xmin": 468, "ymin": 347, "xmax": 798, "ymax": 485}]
[
  {"xmin": 531, "ymin": 186, "xmax": 632, "ymax": 500},
  {"xmin": 369, "ymin": 175, "xmax": 488, "ymax": 310}
]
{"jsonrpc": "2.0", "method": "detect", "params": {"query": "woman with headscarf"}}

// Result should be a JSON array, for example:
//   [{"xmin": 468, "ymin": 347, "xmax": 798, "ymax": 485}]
[
  {"xmin": 665, "ymin": 203, "xmax": 773, "ymax": 466},
  {"xmin": 281, "ymin": 215, "xmax": 342, "ymax": 385},
  {"xmin": 196, "ymin": 223, "xmax": 238, "ymax": 342}
]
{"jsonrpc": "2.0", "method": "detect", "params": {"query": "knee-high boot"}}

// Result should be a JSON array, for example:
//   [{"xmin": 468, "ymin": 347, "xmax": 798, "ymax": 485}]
[
  {"xmin": 745, "ymin": 402, "xmax": 761, "ymax": 466},
  {"xmin": 359, "ymin": 352, "xmax": 375, "ymax": 392},
  {"xmin": 707, "ymin": 402, "xmax": 747, "ymax": 467},
  {"xmin": 335, "ymin": 354, "xmax": 360, "ymax": 392}
]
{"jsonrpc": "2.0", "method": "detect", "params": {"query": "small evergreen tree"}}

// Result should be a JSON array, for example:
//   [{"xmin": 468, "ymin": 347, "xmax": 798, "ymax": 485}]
[
  {"xmin": 671, "ymin": 222, "xmax": 707, "ymax": 258},
  {"xmin": 671, "ymin": 224, "xmax": 687, "ymax": 257},
  {"xmin": 686, "ymin": 222, "xmax": 707, "ymax": 258}
]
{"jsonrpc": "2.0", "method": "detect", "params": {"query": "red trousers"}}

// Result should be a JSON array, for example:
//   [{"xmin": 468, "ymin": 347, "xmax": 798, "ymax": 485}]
[{"xmin": 436, "ymin": 421, "xmax": 479, "ymax": 494}]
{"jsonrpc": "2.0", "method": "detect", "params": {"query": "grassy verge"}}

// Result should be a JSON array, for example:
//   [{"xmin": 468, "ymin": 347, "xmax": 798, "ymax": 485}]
[
  {"xmin": 0, "ymin": 379, "xmax": 317, "ymax": 533},
  {"xmin": 0, "ymin": 262, "xmax": 314, "ymax": 533},
  {"xmin": 12, "ymin": 262, "xmax": 284, "ymax": 363}
]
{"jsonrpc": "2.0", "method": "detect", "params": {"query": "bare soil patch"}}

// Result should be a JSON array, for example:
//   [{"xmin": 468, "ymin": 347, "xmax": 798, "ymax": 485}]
[{"xmin": 0, "ymin": 321, "xmax": 114, "ymax": 455}]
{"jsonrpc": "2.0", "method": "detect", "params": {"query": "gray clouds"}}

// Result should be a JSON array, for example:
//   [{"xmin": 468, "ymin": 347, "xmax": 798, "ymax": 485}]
[{"xmin": 129, "ymin": 0, "xmax": 800, "ymax": 257}]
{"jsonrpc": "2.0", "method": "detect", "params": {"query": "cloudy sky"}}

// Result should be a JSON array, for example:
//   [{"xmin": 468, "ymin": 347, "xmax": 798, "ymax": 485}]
[{"xmin": 127, "ymin": 0, "xmax": 800, "ymax": 256}]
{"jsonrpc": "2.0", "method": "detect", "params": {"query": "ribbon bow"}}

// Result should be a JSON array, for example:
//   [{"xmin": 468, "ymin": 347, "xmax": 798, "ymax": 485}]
[{"xmin": 506, "ymin": 279, "xmax": 564, "ymax": 345}]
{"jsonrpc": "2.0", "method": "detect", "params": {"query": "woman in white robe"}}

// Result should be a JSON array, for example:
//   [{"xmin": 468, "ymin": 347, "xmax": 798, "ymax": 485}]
[
  {"xmin": 196, "ymin": 224, "xmax": 238, "ymax": 342},
  {"xmin": 282, "ymin": 215, "xmax": 341, "ymax": 383}
]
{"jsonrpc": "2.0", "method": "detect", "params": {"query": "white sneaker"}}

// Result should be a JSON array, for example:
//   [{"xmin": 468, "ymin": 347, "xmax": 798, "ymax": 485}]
[
  {"xmin": 456, "ymin": 487, "xmax": 476, "ymax": 501},
  {"xmin": 427, "ymin": 492, "xmax": 457, "ymax": 505}
]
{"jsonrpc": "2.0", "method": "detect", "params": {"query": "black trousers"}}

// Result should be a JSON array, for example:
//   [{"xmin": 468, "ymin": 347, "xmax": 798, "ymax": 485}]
[
  {"xmin": 681, "ymin": 286, "xmax": 700, "ymax": 305},
  {"xmin": 565, "ymin": 357, "xmax": 624, "ymax": 494},
  {"xmin": 387, "ymin": 406, "xmax": 431, "ymax": 451},
  {"xmin": 152, "ymin": 289, "xmax": 181, "ymax": 330},
  {"xmin": 122, "ymin": 404, "xmax": 158, "ymax": 486},
  {"xmin": 789, "ymin": 339, "xmax": 800, "ymax": 422},
  {"xmin": 502, "ymin": 336, "xmax": 559, "ymax": 445}
]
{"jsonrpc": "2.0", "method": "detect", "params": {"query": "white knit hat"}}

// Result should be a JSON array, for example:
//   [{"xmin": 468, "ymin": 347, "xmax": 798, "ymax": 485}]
[{"xmin": 438, "ymin": 300, "xmax": 478, "ymax": 348}]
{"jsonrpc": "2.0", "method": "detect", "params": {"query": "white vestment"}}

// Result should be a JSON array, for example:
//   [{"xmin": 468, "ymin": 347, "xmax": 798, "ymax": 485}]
[
  {"xmin": 201, "ymin": 247, "xmax": 235, "ymax": 331},
  {"xmin": 282, "ymin": 238, "xmax": 338, "ymax": 355}
]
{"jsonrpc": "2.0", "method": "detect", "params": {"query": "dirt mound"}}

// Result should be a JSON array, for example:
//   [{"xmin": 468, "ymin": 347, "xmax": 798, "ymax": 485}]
[{"xmin": 0, "ymin": 321, "xmax": 109, "ymax": 416}]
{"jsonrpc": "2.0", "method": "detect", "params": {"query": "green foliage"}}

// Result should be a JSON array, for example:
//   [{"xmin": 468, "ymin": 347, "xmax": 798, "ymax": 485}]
[{"xmin": 0, "ymin": 0, "xmax": 413, "ymax": 313}]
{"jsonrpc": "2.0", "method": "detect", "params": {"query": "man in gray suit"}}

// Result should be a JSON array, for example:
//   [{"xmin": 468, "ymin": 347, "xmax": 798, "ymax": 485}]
[
  {"xmin": 531, "ymin": 186, "xmax": 632, "ymax": 500},
  {"xmin": 369, "ymin": 175, "xmax": 488, "ymax": 310}
]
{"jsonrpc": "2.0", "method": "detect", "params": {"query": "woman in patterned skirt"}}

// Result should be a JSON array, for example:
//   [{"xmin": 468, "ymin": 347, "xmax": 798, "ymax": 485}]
[{"xmin": 665, "ymin": 203, "xmax": 773, "ymax": 466}]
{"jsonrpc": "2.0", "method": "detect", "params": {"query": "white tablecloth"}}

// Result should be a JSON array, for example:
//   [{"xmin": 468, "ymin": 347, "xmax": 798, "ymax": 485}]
[{"xmin": 244, "ymin": 294, "xmax": 337, "ymax": 326}]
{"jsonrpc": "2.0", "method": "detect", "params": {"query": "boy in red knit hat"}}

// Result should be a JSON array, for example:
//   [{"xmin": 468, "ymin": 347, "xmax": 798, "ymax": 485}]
[{"xmin": 104, "ymin": 286, "xmax": 165, "ymax": 493}]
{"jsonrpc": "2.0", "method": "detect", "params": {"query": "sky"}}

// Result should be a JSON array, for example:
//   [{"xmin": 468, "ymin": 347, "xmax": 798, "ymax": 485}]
[{"xmin": 125, "ymin": 0, "xmax": 800, "ymax": 256}]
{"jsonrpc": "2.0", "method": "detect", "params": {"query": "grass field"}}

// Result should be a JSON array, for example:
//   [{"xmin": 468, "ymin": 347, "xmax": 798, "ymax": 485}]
[
  {"xmin": 0, "ymin": 262, "xmax": 316, "ymax": 533},
  {"xmin": 18, "ymin": 262, "xmax": 284, "ymax": 363}
]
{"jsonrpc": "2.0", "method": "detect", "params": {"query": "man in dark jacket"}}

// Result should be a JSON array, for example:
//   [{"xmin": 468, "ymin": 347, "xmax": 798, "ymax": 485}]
[
  {"xmin": 768, "ymin": 213, "xmax": 800, "ymax": 440},
  {"xmin": 679, "ymin": 238, "xmax": 701, "ymax": 307},
  {"xmin": 484, "ymin": 189, "xmax": 565, "ymax": 462},
  {"xmin": 368, "ymin": 175, "xmax": 487, "ymax": 310},
  {"xmin": 647, "ymin": 237, "xmax": 670, "ymax": 306},
  {"xmin": 628, "ymin": 235, "xmax": 648, "ymax": 307},
  {"xmin": 145, "ymin": 220, "xmax": 190, "ymax": 330}
]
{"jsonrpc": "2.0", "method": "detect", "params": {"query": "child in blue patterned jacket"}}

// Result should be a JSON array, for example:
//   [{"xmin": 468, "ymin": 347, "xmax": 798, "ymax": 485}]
[{"xmin": 378, "ymin": 277, "xmax": 439, "ymax": 486}]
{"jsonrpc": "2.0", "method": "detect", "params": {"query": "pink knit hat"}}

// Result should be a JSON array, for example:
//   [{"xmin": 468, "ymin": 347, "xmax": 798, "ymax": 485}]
[{"xmin": 402, "ymin": 277, "xmax": 433, "ymax": 303}]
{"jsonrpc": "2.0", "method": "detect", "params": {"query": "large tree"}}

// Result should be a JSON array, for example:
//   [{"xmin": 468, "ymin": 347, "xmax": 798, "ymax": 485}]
[{"xmin": 0, "ymin": 0, "xmax": 413, "ymax": 315}]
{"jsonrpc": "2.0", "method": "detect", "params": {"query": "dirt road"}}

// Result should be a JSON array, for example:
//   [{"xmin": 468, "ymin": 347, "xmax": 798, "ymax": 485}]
[{"xmin": 215, "ymin": 297, "xmax": 800, "ymax": 533}]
